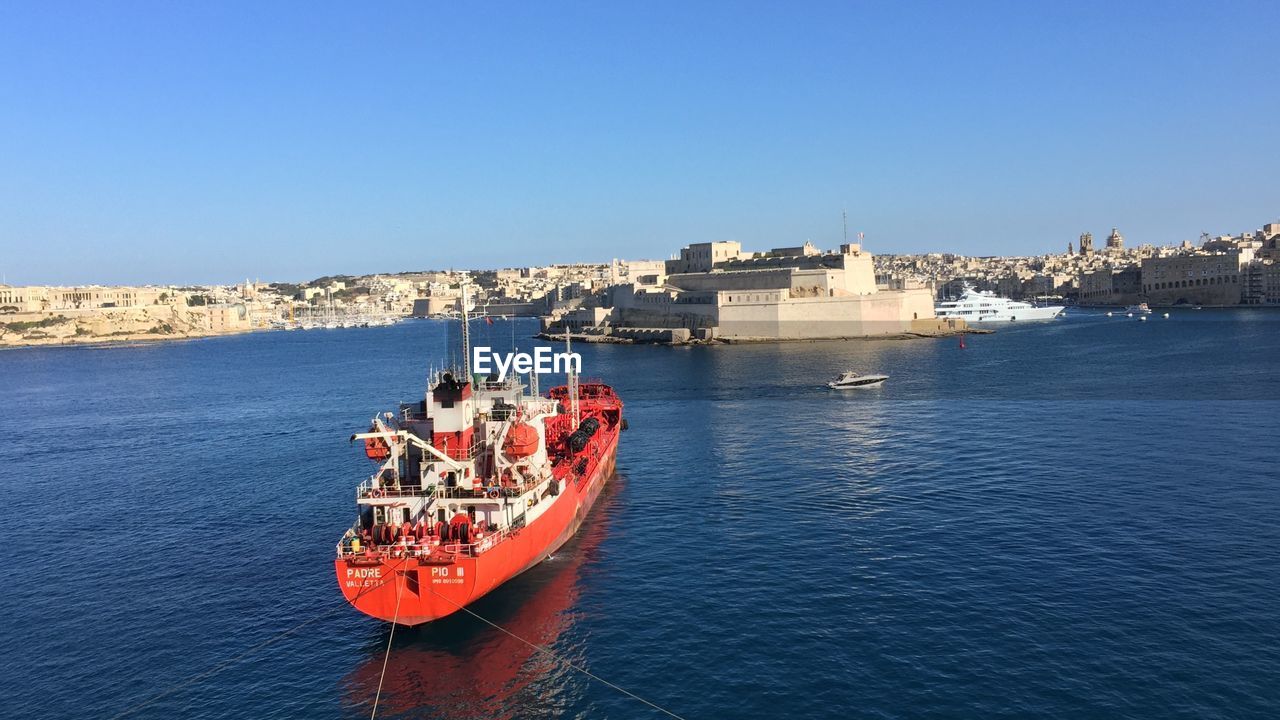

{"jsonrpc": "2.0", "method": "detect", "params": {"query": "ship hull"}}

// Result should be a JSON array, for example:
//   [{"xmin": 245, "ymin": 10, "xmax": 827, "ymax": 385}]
[
  {"xmin": 940, "ymin": 306, "xmax": 1064, "ymax": 322},
  {"xmin": 336, "ymin": 437, "xmax": 618, "ymax": 626}
]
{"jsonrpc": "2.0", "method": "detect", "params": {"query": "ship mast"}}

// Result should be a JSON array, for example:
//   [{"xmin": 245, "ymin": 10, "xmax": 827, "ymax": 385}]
[
  {"xmin": 565, "ymin": 330, "xmax": 579, "ymax": 428},
  {"xmin": 461, "ymin": 282, "xmax": 471, "ymax": 381},
  {"xmin": 528, "ymin": 338, "xmax": 539, "ymax": 399}
]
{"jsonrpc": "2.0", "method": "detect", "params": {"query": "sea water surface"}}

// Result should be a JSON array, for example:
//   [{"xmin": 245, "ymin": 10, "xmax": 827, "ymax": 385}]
[{"xmin": 2, "ymin": 310, "xmax": 1279, "ymax": 719}]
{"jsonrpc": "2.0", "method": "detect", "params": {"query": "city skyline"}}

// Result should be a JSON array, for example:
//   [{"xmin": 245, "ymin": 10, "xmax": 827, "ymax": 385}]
[{"xmin": 2, "ymin": 2, "xmax": 1278, "ymax": 285}]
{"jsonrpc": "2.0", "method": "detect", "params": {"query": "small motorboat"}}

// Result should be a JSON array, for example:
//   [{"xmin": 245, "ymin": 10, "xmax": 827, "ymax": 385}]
[{"xmin": 827, "ymin": 371, "xmax": 889, "ymax": 390}]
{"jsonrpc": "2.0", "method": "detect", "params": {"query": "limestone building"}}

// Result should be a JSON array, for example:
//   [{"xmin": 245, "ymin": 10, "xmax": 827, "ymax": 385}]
[
  {"xmin": 1078, "ymin": 267, "xmax": 1142, "ymax": 305},
  {"xmin": 1141, "ymin": 250, "xmax": 1251, "ymax": 306},
  {"xmin": 1106, "ymin": 228, "xmax": 1124, "ymax": 250},
  {"xmin": 0, "ymin": 285, "xmax": 170, "ymax": 313},
  {"xmin": 590, "ymin": 241, "xmax": 942, "ymax": 340}
]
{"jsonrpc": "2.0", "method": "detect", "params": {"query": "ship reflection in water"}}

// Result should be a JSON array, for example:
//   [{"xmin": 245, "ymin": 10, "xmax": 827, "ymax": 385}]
[{"xmin": 341, "ymin": 485, "xmax": 618, "ymax": 719}]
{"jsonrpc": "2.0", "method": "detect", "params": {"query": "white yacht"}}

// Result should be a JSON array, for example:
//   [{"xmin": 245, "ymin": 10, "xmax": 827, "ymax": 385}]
[
  {"xmin": 935, "ymin": 285, "xmax": 1064, "ymax": 323},
  {"xmin": 827, "ymin": 371, "xmax": 889, "ymax": 390}
]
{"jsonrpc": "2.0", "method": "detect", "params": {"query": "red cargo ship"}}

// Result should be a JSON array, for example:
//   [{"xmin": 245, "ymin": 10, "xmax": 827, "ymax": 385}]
[
  {"xmin": 342, "ymin": 497, "xmax": 614, "ymax": 715},
  {"xmin": 335, "ymin": 336, "xmax": 623, "ymax": 626}
]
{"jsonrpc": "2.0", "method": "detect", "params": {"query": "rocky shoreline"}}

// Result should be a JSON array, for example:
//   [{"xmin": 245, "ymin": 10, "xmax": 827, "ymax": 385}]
[{"xmin": 0, "ymin": 307, "xmax": 252, "ymax": 349}]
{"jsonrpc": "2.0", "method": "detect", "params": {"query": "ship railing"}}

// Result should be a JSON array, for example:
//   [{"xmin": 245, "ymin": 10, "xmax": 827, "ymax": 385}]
[
  {"xmin": 431, "ymin": 436, "xmax": 485, "ymax": 461},
  {"xmin": 335, "ymin": 538, "xmax": 442, "ymax": 560},
  {"xmin": 432, "ymin": 478, "xmax": 542, "ymax": 501},
  {"xmin": 355, "ymin": 471, "xmax": 548, "ymax": 504},
  {"xmin": 524, "ymin": 397, "xmax": 559, "ymax": 414},
  {"xmin": 356, "ymin": 477, "xmax": 436, "ymax": 501},
  {"xmin": 478, "ymin": 377, "xmax": 518, "ymax": 392},
  {"xmin": 335, "ymin": 527, "xmax": 511, "ymax": 560},
  {"xmin": 441, "ymin": 528, "xmax": 509, "ymax": 557},
  {"xmin": 335, "ymin": 520, "xmax": 362, "ymax": 558}
]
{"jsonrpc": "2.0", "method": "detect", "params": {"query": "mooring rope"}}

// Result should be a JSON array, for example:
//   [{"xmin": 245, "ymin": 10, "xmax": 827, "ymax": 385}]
[
  {"xmin": 368, "ymin": 560, "xmax": 406, "ymax": 720},
  {"xmin": 426, "ymin": 585, "xmax": 689, "ymax": 720},
  {"xmin": 110, "ymin": 555, "xmax": 686, "ymax": 720}
]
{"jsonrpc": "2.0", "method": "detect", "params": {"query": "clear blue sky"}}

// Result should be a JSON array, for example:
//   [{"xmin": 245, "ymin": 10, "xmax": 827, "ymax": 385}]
[{"xmin": 1, "ymin": 1, "xmax": 1277, "ymax": 285}]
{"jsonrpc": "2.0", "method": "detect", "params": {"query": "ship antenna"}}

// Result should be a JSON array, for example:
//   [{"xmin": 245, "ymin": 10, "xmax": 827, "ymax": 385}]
[{"xmin": 461, "ymin": 282, "xmax": 471, "ymax": 382}]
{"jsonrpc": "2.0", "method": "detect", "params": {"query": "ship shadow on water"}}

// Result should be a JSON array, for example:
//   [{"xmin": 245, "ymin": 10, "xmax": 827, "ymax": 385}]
[{"xmin": 338, "ymin": 478, "xmax": 623, "ymax": 719}]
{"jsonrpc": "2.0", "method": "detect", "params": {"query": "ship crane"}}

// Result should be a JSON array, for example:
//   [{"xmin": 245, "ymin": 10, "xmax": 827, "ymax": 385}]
[{"xmin": 351, "ymin": 427, "xmax": 468, "ymax": 472}]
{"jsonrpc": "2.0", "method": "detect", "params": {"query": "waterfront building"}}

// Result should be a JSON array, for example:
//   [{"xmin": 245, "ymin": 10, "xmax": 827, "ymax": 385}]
[
  {"xmin": 559, "ymin": 241, "xmax": 942, "ymax": 340},
  {"xmin": 1141, "ymin": 250, "xmax": 1250, "ymax": 306},
  {"xmin": 1255, "ymin": 261, "xmax": 1280, "ymax": 304},
  {"xmin": 608, "ymin": 258, "xmax": 666, "ymax": 286},
  {"xmin": 1078, "ymin": 266, "xmax": 1142, "ymax": 305},
  {"xmin": 0, "ymin": 286, "xmax": 47, "ymax": 313},
  {"xmin": 1259, "ymin": 223, "xmax": 1280, "ymax": 254},
  {"xmin": 201, "ymin": 304, "xmax": 252, "ymax": 332},
  {"xmin": 1025, "ymin": 273, "xmax": 1075, "ymax": 299},
  {"xmin": 664, "ymin": 241, "xmax": 748, "ymax": 274},
  {"xmin": 0, "ymin": 285, "xmax": 172, "ymax": 313},
  {"xmin": 876, "ymin": 217, "xmax": 1278, "ymax": 308},
  {"xmin": 411, "ymin": 293, "xmax": 462, "ymax": 317}
]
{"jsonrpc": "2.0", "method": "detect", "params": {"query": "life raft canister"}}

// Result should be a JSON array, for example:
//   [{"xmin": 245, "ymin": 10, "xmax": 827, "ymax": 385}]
[
  {"xmin": 503, "ymin": 422, "xmax": 539, "ymax": 459},
  {"xmin": 364, "ymin": 425, "xmax": 391, "ymax": 461}
]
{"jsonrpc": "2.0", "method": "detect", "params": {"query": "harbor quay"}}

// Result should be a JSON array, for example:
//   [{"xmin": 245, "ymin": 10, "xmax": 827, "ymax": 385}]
[{"xmin": 876, "ymin": 221, "xmax": 1280, "ymax": 309}]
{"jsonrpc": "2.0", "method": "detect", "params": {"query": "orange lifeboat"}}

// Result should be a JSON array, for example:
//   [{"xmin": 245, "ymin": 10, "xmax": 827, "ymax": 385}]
[
  {"xmin": 364, "ymin": 426, "xmax": 391, "ymax": 461},
  {"xmin": 503, "ymin": 423, "xmax": 539, "ymax": 459}
]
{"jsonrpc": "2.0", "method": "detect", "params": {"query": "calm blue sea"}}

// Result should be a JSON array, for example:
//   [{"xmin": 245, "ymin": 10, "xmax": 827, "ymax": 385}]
[{"xmin": 2, "ymin": 310, "xmax": 1279, "ymax": 719}]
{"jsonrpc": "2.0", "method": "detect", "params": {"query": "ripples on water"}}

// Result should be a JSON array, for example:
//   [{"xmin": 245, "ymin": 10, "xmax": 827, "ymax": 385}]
[{"xmin": 1, "ymin": 311, "xmax": 1278, "ymax": 719}]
